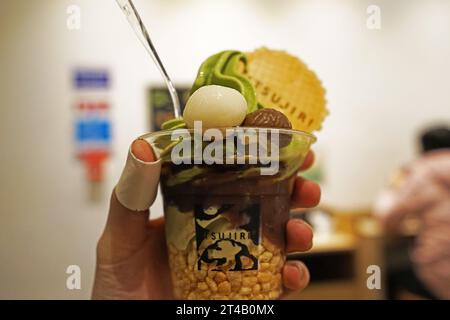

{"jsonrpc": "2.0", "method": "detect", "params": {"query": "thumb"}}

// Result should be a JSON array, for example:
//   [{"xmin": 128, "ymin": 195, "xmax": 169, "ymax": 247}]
[
  {"xmin": 115, "ymin": 139, "xmax": 161, "ymax": 211},
  {"xmin": 99, "ymin": 139, "xmax": 161, "ymax": 262}
]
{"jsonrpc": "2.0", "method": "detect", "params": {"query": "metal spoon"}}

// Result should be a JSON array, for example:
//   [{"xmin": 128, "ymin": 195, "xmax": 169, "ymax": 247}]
[{"xmin": 116, "ymin": 0, "xmax": 181, "ymax": 118}]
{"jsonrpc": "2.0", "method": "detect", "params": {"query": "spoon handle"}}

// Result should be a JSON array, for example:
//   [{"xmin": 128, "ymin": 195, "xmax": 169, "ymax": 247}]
[{"xmin": 116, "ymin": 0, "xmax": 182, "ymax": 118}]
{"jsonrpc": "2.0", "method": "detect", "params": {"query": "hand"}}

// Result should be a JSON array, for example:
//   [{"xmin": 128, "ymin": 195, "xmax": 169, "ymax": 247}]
[{"xmin": 92, "ymin": 140, "xmax": 320, "ymax": 300}]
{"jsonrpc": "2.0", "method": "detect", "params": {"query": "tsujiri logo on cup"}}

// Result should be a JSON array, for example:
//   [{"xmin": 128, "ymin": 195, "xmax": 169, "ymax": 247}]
[{"xmin": 169, "ymin": 121, "xmax": 280, "ymax": 175}]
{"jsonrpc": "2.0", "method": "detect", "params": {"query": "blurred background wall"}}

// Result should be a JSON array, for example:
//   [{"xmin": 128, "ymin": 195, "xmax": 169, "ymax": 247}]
[{"xmin": 0, "ymin": 0, "xmax": 449, "ymax": 299}]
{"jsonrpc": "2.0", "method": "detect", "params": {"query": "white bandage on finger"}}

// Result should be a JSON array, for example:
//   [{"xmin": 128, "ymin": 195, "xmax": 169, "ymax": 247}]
[{"xmin": 115, "ymin": 147, "xmax": 161, "ymax": 211}]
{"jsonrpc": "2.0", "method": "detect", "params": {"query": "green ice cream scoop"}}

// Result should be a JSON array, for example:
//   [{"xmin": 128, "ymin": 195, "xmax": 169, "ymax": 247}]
[
  {"xmin": 190, "ymin": 50, "xmax": 259, "ymax": 114},
  {"xmin": 161, "ymin": 50, "xmax": 259, "ymax": 131}
]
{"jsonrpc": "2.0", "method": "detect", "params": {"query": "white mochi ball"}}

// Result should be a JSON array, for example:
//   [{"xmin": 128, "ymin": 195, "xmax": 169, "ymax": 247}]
[{"xmin": 183, "ymin": 85, "xmax": 247, "ymax": 129}]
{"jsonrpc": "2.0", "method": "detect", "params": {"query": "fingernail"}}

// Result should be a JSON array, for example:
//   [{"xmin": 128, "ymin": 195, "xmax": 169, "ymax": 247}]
[
  {"xmin": 291, "ymin": 262, "xmax": 303, "ymax": 277},
  {"xmin": 286, "ymin": 262, "xmax": 304, "ymax": 288},
  {"xmin": 297, "ymin": 219, "xmax": 313, "ymax": 231},
  {"xmin": 293, "ymin": 218, "xmax": 310, "ymax": 230},
  {"xmin": 132, "ymin": 139, "xmax": 156, "ymax": 163},
  {"xmin": 301, "ymin": 221, "xmax": 314, "ymax": 247}
]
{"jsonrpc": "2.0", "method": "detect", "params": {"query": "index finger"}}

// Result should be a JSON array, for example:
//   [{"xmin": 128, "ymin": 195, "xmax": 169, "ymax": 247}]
[{"xmin": 299, "ymin": 151, "xmax": 314, "ymax": 171}]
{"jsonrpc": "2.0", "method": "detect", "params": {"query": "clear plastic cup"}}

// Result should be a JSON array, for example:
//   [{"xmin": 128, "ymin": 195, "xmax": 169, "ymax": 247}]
[{"xmin": 143, "ymin": 127, "xmax": 315, "ymax": 300}]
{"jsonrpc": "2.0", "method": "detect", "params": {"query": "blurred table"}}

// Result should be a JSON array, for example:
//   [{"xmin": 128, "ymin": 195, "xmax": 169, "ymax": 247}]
[{"xmin": 286, "ymin": 211, "xmax": 386, "ymax": 300}]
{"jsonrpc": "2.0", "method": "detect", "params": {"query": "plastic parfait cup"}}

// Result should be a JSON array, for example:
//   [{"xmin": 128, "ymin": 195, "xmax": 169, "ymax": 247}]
[{"xmin": 142, "ymin": 126, "xmax": 315, "ymax": 300}]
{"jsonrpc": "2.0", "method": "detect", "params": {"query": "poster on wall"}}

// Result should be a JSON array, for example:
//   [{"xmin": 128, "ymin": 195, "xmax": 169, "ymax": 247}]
[
  {"xmin": 148, "ymin": 86, "xmax": 190, "ymax": 131},
  {"xmin": 72, "ymin": 68, "xmax": 112, "ymax": 184},
  {"xmin": 74, "ymin": 101, "xmax": 112, "ymax": 182}
]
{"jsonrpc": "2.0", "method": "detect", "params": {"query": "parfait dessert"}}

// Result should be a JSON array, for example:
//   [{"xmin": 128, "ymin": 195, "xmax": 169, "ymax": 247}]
[{"xmin": 144, "ymin": 48, "xmax": 327, "ymax": 300}]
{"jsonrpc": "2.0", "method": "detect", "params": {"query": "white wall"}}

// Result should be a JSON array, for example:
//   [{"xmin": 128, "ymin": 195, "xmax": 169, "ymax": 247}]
[{"xmin": 0, "ymin": 0, "xmax": 449, "ymax": 299}]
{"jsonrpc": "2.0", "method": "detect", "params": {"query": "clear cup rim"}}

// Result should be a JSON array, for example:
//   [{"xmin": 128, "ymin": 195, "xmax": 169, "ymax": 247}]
[{"xmin": 139, "ymin": 127, "xmax": 317, "ymax": 143}]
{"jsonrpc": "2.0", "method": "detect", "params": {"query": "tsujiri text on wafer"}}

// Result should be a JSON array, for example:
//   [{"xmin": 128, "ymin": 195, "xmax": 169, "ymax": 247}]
[{"xmin": 244, "ymin": 48, "xmax": 328, "ymax": 133}]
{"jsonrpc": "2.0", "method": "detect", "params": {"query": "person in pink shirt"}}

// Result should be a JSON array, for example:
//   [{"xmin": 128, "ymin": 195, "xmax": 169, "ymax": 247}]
[{"xmin": 375, "ymin": 126, "xmax": 450, "ymax": 299}]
